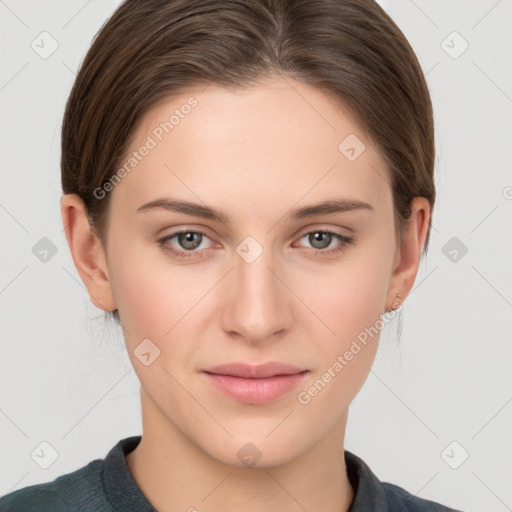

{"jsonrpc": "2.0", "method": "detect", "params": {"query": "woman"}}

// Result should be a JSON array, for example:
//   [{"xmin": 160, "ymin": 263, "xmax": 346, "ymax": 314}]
[{"xmin": 0, "ymin": 0, "xmax": 464, "ymax": 510}]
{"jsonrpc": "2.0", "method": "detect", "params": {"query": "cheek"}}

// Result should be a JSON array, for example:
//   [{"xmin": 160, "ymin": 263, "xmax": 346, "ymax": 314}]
[
  {"xmin": 295, "ymin": 247, "xmax": 392, "ymax": 386},
  {"xmin": 109, "ymin": 256, "xmax": 201, "ymax": 391},
  {"xmin": 301, "ymin": 255, "xmax": 391, "ymax": 339},
  {"xmin": 295, "ymin": 266, "xmax": 386, "ymax": 416},
  {"xmin": 108, "ymin": 235, "xmax": 202, "ymax": 334}
]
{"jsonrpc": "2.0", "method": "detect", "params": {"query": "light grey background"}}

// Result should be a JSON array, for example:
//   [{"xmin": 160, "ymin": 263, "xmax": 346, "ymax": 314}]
[{"xmin": 1, "ymin": 1, "xmax": 511, "ymax": 510}]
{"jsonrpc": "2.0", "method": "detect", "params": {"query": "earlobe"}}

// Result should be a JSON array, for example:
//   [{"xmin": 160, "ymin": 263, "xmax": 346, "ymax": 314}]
[
  {"xmin": 385, "ymin": 197, "xmax": 431, "ymax": 309},
  {"xmin": 60, "ymin": 194, "xmax": 117, "ymax": 312}
]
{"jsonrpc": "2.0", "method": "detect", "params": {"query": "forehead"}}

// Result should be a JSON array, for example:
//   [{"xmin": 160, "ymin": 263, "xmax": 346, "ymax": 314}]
[{"xmin": 110, "ymin": 77, "xmax": 391, "ymax": 217}]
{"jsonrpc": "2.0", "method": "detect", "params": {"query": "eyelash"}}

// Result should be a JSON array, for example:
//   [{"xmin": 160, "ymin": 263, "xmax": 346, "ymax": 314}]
[{"xmin": 158, "ymin": 229, "xmax": 355, "ymax": 260}]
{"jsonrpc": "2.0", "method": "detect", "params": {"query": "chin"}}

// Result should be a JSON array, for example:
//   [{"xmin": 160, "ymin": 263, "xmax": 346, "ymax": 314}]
[{"xmin": 202, "ymin": 434, "xmax": 302, "ymax": 470}]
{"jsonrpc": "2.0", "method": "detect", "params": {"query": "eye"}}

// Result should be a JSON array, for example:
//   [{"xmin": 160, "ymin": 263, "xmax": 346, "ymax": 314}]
[
  {"xmin": 294, "ymin": 229, "xmax": 355, "ymax": 256},
  {"xmin": 158, "ymin": 230, "xmax": 214, "ymax": 260},
  {"xmin": 158, "ymin": 228, "xmax": 355, "ymax": 260}
]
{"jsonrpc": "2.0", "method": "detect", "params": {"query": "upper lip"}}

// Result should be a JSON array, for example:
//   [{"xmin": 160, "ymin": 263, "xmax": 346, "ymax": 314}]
[{"xmin": 203, "ymin": 362, "xmax": 307, "ymax": 379}]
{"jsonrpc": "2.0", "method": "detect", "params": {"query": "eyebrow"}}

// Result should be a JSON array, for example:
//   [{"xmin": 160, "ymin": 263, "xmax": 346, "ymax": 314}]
[{"xmin": 135, "ymin": 197, "xmax": 374, "ymax": 224}]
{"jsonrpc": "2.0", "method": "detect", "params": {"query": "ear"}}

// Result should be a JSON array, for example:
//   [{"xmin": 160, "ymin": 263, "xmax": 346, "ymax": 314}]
[
  {"xmin": 60, "ymin": 194, "xmax": 117, "ymax": 312},
  {"xmin": 385, "ymin": 197, "xmax": 431, "ymax": 311}
]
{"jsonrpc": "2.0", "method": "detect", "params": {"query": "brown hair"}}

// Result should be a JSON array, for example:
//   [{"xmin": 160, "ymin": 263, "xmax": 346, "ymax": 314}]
[{"xmin": 61, "ymin": 0, "xmax": 435, "ymax": 323}]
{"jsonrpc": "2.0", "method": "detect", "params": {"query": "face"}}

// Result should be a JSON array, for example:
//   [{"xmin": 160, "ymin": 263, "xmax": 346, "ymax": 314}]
[{"xmin": 98, "ymin": 76, "xmax": 401, "ymax": 467}]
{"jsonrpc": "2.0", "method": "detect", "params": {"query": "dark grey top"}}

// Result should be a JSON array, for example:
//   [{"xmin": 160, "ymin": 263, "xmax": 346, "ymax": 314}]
[{"xmin": 0, "ymin": 435, "xmax": 464, "ymax": 511}]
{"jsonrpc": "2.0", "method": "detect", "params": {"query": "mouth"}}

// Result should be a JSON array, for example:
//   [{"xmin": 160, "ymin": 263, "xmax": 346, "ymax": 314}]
[
  {"xmin": 201, "ymin": 362, "xmax": 309, "ymax": 404},
  {"xmin": 203, "ymin": 362, "xmax": 307, "ymax": 379}
]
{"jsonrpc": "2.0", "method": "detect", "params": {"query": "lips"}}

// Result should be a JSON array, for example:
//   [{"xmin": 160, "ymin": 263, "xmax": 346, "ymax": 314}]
[{"xmin": 201, "ymin": 362, "xmax": 309, "ymax": 404}]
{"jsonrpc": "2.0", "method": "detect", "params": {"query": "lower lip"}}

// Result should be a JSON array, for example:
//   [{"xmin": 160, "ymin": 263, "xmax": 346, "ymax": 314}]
[{"xmin": 202, "ymin": 371, "xmax": 309, "ymax": 404}]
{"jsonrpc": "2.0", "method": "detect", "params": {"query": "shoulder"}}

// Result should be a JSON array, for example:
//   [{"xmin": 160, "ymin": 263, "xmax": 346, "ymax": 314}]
[
  {"xmin": 382, "ymin": 482, "xmax": 464, "ymax": 511},
  {"xmin": 0, "ymin": 485, "xmax": 70, "ymax": 511},
  {"xmin": 344, "ymin": 450, "xmax": 465, "ymax": 512},
  {"xmin": 0, "ymin": 459, "xmax": 106, "ymax": 512}
]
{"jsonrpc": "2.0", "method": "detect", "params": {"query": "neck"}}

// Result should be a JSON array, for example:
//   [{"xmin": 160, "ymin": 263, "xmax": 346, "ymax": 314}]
[{"xmin": 126, "ymin": 389, "xmax": 354, "ymax": 512}]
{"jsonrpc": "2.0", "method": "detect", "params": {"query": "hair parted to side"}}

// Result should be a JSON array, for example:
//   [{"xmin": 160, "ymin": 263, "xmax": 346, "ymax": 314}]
[{"xmin": 61, "ymin": 0, "xmax": 435, "ymax": 324}]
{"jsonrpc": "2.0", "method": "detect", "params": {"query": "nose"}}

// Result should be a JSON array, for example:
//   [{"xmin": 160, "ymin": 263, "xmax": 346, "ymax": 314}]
[{"xmin": 220, "ymin": 244, "xmax": 293, "ymax": 345}]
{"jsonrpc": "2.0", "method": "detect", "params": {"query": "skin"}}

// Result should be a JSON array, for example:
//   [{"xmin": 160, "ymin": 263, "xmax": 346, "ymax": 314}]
[{"xmin": 61, "ymin": 75, "xmax": 430, "ymax": 512}]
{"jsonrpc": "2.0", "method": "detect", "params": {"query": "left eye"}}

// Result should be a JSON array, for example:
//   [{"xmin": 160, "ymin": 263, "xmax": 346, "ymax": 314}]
[
  {"xmin": 158, "ymin": 229, "xmax": 354, "ymax": 260},
  {"xmin": 297, "ymin": 230, "xmax": 352, "ymax": 251}
]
